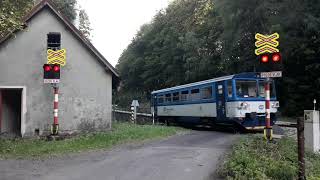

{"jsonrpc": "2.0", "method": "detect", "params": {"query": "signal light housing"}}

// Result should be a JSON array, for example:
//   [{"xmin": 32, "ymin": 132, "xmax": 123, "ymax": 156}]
[
  {"xmin": 261, "ymin": 54, "xmax": 269, "ymax": 63},
  {"xmin": 53, "ymin": 65, "xmax": 60, "ymax": 72},
  {"xmin": 258, "ymin": 53, "xmax": 282, "ymax": 71},
  {"xmin": 44, "ymin": 65, "xmax": 52, "ymax": 72},
  {"xmin": 43, "ymin": 64, "xmax": 60, "ymax": 80},
  {"xmin": 272, "ymin": 52, "xmax": 281, "ymax": 62}
]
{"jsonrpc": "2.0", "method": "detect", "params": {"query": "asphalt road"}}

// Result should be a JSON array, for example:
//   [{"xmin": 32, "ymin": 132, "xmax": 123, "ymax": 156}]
[{"xmin": 0, "ymin": 129, "xmax": 239, "ymax": 180}]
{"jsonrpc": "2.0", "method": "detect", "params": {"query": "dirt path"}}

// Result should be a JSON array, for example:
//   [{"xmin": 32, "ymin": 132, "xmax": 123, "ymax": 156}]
[{"xmin": 0, "ymin": 130, "xmax": 239, "ymax": 180}]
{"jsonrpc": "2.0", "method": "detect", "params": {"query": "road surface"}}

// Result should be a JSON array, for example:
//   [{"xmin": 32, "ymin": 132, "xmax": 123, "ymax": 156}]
[{"xmin": 0, "ymin": 130, "xmax": 238, "ymax": 180}]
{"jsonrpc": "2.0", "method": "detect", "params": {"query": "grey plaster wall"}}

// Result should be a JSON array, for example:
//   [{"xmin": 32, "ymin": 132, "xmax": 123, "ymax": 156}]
[{"xmin": 0, "ymin": 7, "xmax": 113, "ymax": 136}]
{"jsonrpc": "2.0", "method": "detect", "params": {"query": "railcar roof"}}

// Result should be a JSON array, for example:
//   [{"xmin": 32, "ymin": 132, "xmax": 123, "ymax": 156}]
[{"xmin": 151, "ymin": 72, "xmax": 260, "ymax": 94}]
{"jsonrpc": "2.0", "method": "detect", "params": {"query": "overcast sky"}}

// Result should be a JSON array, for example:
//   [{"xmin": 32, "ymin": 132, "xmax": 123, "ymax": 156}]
[{"xmin": 77, "ymin": 0, "xmax": 171, "ymax": 67}]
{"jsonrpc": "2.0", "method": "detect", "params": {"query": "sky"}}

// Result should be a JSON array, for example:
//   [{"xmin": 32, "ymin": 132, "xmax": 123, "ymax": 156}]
[{"xmin": 77, "ymin": 0, "xmax": 171, "ymax": 67}]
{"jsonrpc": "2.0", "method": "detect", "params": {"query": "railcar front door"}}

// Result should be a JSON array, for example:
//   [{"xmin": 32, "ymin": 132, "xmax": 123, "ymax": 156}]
[{"xmin": 216, "ymin": 82, "xmax": 226, "ymax": 121}]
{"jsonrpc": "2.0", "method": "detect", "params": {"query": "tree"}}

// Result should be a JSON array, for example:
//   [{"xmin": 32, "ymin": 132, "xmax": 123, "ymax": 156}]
[
  {"xmin": 78, "ymin": 8, "xmax": 92, "ymax": 39},
  {"xmin": 52, "ymin": 0, "xmax": 77, "ymax": 23},
  {"xmin": 1, "ymin": 0, "xmax": 92, "ymax": 41},
  {"xmin": 117, "ymin": 0, "xmax": 223, "ymax": 93},
  {"xmin": 116, "ymin": 0, "xmax": 320, "ymax": 116},
  {"xmin": 0, "ymin": 0, "xmax": 33, "ymax": 38}
]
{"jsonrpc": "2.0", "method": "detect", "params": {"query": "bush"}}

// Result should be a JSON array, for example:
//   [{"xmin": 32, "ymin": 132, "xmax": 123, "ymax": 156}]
[{"xmin": 219, "ymin": 135, "xmax": 320, "ymax": 180}]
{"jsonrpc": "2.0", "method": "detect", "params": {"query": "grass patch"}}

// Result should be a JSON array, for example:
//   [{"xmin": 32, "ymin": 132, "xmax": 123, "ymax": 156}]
[
  {"xmin": 0, "ymin": 123, "xmax": 186, "ymax": 159},
  {"xmin": 218, "ymin": 135, "xmax": 320, "ymax": 180}
]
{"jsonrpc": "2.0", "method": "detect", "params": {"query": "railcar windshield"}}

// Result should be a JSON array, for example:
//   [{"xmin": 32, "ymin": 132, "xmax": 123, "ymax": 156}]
[{"xmin": 235, "ymin": 79, "xmax": 275, "ymax": 98}]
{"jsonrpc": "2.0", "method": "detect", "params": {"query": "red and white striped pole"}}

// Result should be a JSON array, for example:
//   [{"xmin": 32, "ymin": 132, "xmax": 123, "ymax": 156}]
[
  {"xmin": 264, "ymin": 78, "xmax": 272, "ymax": 140},
  {"xmin": 52, "ymin": 86, "xmax": 59, "ymax": 135}
]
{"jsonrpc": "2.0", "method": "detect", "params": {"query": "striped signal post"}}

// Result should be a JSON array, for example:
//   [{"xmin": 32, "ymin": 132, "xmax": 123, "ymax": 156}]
[
  {"xmin": 52, "ymin": 86, "xmax": 59, "ymax": 135},
  {"xmin": 264, "ymin": 78, "xmax": 273, "ymax": 140}
]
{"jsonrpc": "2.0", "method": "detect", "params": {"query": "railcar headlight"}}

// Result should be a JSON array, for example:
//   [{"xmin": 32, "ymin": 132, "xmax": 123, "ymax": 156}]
[
  {"xmin": 238, "ymin": 102, "xmax": 249, "ymax": 110},
  {"xmin": 272, "ymin": 101, "xmax": 280, "ymax": 108}
]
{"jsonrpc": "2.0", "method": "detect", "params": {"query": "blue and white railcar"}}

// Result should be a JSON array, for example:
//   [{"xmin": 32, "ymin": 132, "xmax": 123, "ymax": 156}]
[{"xmin": 151, "ymin": 72, "xmax": 279, "ymax": 130}]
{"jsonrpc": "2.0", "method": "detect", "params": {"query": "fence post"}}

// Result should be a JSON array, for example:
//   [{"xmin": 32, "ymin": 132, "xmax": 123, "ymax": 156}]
[
  {"xmin": 131, "ymin": 106, "xmax": 135, "ymax": 124},
  {"xmin": 152, "ymin": 112, "xmax": 155, "ymax": 125},
  {"xmin": 297, "ymin": 117, "xmax": 305, "ymax": 180}
]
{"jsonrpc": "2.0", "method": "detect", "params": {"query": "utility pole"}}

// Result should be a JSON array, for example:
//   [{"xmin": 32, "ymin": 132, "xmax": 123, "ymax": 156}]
[{"xmin": 131, "ymin": 100, "xmax": 139, "ymax": 124}]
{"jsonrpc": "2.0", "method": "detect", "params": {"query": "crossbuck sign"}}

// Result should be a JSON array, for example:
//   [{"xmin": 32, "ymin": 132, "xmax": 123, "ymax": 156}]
[
  {"xmin": 255, "ymin": 33, "xmax": 280, "ymax": 55},
  {"xmin": 47, "ymin": 49, "xmax": 67, "ymax": 66}
]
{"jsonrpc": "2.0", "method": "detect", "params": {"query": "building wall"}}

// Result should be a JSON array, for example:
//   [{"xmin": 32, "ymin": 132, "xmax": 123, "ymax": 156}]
[{"xmin": 0, "ymin": 7, "xmax": 113, "ymax": 136}]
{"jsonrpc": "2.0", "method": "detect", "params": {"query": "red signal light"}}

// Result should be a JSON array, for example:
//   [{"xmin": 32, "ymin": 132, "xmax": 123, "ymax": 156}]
[
  {"xmin": 272, "ymin": 53, "xmax": 281, "ymax": 62},
  {"xmin": 261, "ymin": 54, "xmax": 269, "ymax": 63},
  {"xmin": 53, "ymin": 65, "xmax": 60, "ymax": 72},
  {"xmin": 44, "ymin": 65, "xmax": 51, "ymax": 72}
]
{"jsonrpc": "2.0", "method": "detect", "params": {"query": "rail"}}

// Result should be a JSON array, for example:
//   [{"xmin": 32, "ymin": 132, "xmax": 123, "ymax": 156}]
[
  {"xmin": 275, "ymin": 121, "xmax": 297, "ymax": 128},
  {"xmin": 113, "ymin": 109, "xmax": 152, "ymax": 117}
]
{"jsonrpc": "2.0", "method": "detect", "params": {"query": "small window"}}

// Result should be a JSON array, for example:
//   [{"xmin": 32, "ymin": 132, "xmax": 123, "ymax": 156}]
[
  {"xmin": 190, "ymin": 88, "xmax": 200, "ymax": 101},
  {"xmin": 165, "ymin": 93, "xmax": 172, "ymax": 103},
  {"xmin": 227, "ymin": 81, "xmax": 233, "ymax": 98},
  {"xmin": 201, "ymin": 87, "xmax": 212, "ymax": 99},
  {"xmin": 181, "ymin": 90, "xmax": 189, "ymax": 101},
  {"xmin": 47, "ymin": 32, "xmax": 61, "ymax": 50},
  {"xmin": 158, "ymin": 95, "xmax": 164, "ymax": 104},
  {"xmin": 173, "ymin": 92, "xmax": 179, "ymax": 102}
]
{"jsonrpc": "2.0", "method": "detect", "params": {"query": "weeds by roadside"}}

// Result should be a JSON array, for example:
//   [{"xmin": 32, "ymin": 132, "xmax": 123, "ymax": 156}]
[{"xmin": 218, "ymin": 135, "xmax": 320, "ymax": 180}]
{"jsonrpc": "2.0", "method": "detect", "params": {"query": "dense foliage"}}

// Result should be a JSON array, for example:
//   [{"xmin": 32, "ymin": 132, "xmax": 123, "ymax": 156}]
[
  {"xmin": 0, "ymin": 0, "xmax": 91, "ymax": 40},
  {"xmin": 0, "ymin": 0, "xmax": 34, "ymax": 38},
  {"xmin": 218, "ymin": 135, "xmax": 320, "ymax": 179},
  {"xmin": 116, "ymin": 0, "xmax": 320, "ymax": 116}
]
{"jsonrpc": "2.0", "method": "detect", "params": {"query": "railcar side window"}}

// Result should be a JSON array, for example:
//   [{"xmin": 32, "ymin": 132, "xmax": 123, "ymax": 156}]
[
  {"xmin": 173, "ymin": 92, "xmax": 179, "ymax": 102},
  {"xmin": 236, "ymin": 80, "xmax": 257, "ymax": 98},
  {"xmin": 201, "ymin": 87, "xmax": 212, "ymax": 99},
  {"xmin": 258, "ymin": 81, "xmax": 275, "ymax": 97},
  {"xmin": 165, "ymin": 93, "xmax": 172, "ymax": 103},
  {"xmin": 180, "ymin": 90, "xmax": 188, "ymax": 101},
  {"xmin": 227, "ymin": 81, "xmax": 233, "ymax": 98},
  {"xmin": 158, "ymin": 95, "xmax": 164, "ymax": 103},
  {"xmin": 190, "ymin": 89, "xmax": 200, "ymax": 101}
]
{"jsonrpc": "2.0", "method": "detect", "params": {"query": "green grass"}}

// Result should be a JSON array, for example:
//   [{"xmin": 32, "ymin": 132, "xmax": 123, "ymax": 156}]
[
  {"xmin": 218, "ymin": 135, "xmax": 320, "ymax": 180},
  {"xmin": 0, "ymin": 123, "xmax": 186, "ymax": 159}
]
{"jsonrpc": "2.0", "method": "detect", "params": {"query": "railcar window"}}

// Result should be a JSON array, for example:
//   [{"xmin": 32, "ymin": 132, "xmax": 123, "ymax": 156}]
[
  {"xmin": 181, "ymin": 90, "xmax": 188, "ymax": 101},
  {"xmin": 173, "ymin": 92, "xmax": 179, "ymax": 102},
  {"xmin": 158, "ymin": 95, "xmax": 164, "ymax": 103},
  {"xmin": 258, "ymin": 81, "xmax": 275, "ymax": 97},
  {"xmin": 236, "ymin": 80, "xmax": 257, "ymax": 98},
  {"xmin": 165, "ymin": 93, "xmax": 172, "ymax": 103},
  {"xmin": 190, "ymin": 89, "xmax": 200, "ymax": 101},
  {"xmin": 227, "ymin": 81, "xmax": 233, "ymax": 98},
  {"xmin": 201, "ymin": 87, "xmax": 212, "ymax": 99}
]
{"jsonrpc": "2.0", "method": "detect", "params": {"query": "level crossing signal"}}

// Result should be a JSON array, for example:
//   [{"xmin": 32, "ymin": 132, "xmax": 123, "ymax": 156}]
[
  {"xmin": 43, "ymin": 64, "xmax": 60, "ymax": 83},
  {"xmin": 258, "ymin": 52, "xmax": 282, "ymax": 71},
  {"xmin": 259, "ymin": 52, "xmax": 281, "ymax": 63}
]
